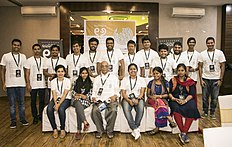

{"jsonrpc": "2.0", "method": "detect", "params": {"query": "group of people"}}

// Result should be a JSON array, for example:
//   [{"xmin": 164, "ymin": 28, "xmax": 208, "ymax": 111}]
[{"xmin": 0, "ymin": 35, "xmax": 226, "ymax": 144}]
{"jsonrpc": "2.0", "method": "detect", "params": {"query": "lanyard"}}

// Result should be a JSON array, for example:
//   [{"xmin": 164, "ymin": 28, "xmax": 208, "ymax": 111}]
[
  {"xmin": 173, "ymin": 54, "xmax": 181, "ymax": 63},
  {"xmin": 107, "ymin": 50, "xmax": 114, "ymax": 63},
  {"xmin": 144, "ymin": 49, "xmax": 150, "ymax": 61},
  {"xmin": 57, "ymin": 79, "xmax": 63, "ymax": 95},
  {"xmin": 34, "ymin": 56, "xmax": 41, "ymax": 72},
  {"xmin": 73, "ymin": 54, "xmax": 81, "ymax": 67},
  {"xmin": 89, "ymin": 51, "xmax": 96, "ymax": 64},
  {"xmin": 128, "ymin": 54, "xmax": 135, "ymax": 63},
  {"xmin": 187, "ymin": 51, "xmax": 194, "ymax": 63},
  {"xmin": 160, "ymin": 57, "xmax": 167, "ymax": 71},
  {"xmin": 101, "ymin": 73, "xmax": 110, "ymax": 86},
  {"xmin": 12, "ymin": 53, "xmax": 20, "ymax": 67},
  {"xmin": 207, "ymin": 51, "xmax": 215, "ymax": 63},
  {"xmin": 129, "ymin": 76, "xmax": 137, "ymax": 91},
  {"xmin": 51, "ymin": 57, "xmax": 59, "ymax": 72}
]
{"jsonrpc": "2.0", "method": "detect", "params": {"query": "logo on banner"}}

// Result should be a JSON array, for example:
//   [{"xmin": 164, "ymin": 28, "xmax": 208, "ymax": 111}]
[{"xmin": 94, "ymin": 28, "xmax": 106, "ymax": 36}]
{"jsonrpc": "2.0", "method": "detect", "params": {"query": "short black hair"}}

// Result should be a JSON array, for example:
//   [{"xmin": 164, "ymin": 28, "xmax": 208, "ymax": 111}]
[
  {"xmin": 173, "ymin": 41, "xmax": 182, "ymax": 48},
  {"xmin": 106, "ymin": 37, "xmax": 114, "ymax": 43},
  {"xmin": 12, "ymin": 39, "xmax": 22, "ymax": 45},
  {"xmin": 50, "ymin": 44, "xmax": 60, "ymax": 51},
  {"xmin": 72, "ymin": 41, "xmax": 80, "ymax": 46},
  {"xmin": 142, "ymin": 36, "xmax": 151, "ymax": 43},
  {"xmin": 206, "ymin": 37, "xmax": 215, "ymax": 43},
  {"xmin": 187, "ymin": 37, "xmax": 196, "ymax": 44},
  {"xmin": 32, "ymin": 44, "xmax": 41, "ymax": 49},
  {"xmin": 158, "ymin": 44, "xmax": 168, "ymax": 52},
  {"xmin": 127, "ymin": 40, "xmax": 136, "ymax": 46},
  {"xmin": 128, "ymin": 63, "xmax": 138, "ymax": 72},
  {"xmin": 89, "ymin": 37, "xmax": 99, "ymax": 45}
]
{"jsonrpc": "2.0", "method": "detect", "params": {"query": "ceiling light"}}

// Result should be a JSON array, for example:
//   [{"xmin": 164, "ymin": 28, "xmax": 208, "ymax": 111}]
[
  {"xmin": 76, "ymin": 24, "xmax": 80, "ymax": 27},
  {"xmin": 70, "ymin": 16, "xmax": 74, "ymax": 21},
  {"xmin": 142, "ymin": 16, "xmax": 145, "ymax": 20},
  {"xmin": 226, "ymin": 5, "xmax": 232, "ymax": 12}
]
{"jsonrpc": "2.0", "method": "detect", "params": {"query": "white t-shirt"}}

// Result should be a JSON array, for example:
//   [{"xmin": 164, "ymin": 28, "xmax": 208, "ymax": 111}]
[
  {"xmin": 98, "ymin": 49, "xmax": 124, "ymax": 76},
  {"xmin": 83, "ymin": 51, "xmax": 101, "ymax": 76},
  {"xmin": 50, "ymin": 77, "xmax": 71, "ymax": 100},
  {"xmin": 120, "ymin": 76, "xmax": 146, "ymax": 98},
  {"xmin": 123, "ymin": 53, "xmax": 144, "ymax": 77},
  {"xmin": 66, "ymin": 53, "xmax": 88, "ymax": 82},
  {"xmin": 182, "ymin": 50, "xmax": 200, "ymax": 81},
  {"xmin": 43, "ymin": 57, "xmax": 67, "ymax": 88},
  {"xmin": 24, "ymin": 56, "xmax": 46, "ymax": 89},
  {"xmin": 168, "ymin": 52, "xmax": 190, "ymax": 67},
  {"xmin": 92, "ymin": 73, "xmax": 120, "ymax": 102},
  {"xmin": 0, "ymin": 52, "xmax": 26, "ymax": 87},
  {"xmin": 198, "ymin": 49, "xmax": 226, "ymax": 79},
  {"xmin": 151, "ymin": 56, "xmax": 177, "ymax": 81},
  {"xmin": 136, "ymin": 49, "xmax": 159, "ymax": 78}
]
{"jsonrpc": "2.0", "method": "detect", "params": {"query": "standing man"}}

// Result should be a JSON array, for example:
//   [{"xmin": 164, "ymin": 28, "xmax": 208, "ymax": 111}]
[
  {"xmin": 43, "ymin": 45, "xmax": 67, "ymax": 101},
  {"xmin": 199, "ymin": 37, "xmax": 226, "ymax": 119},
  {"xmin": 66, "ymin": 41, "xmax": 88, "ymax": 83},
  {"xmin": 136, "ymin": 36, "xmax": 159, "ymax": 78},
  {"xmin": 83, "ymin": 37, "xmax": 101, "ymax": 78},
  {"xmin": 99, "ymin": 37, "xmax": 125, "ymax": 80},
  {"xmin": 91, "ymin": 61, "xmax": 120, "ymax": 139},
  {"xmin": 123, "ymin": 40, "xmax": 144, "ymax": 77},
  {"xmin": 182, "ymin": 37, "xmax": 200, "ymax": 82},
  {"xmin": 150, "ymin": 44, "xmax": 176, "ymax": 81},
  {"xmin": 1, "ymin": 39, "xmax": 29, "ymax": 128},
  {"xmin": 24, "ymin": 44, "xmax": 46, "ymax": 124}
]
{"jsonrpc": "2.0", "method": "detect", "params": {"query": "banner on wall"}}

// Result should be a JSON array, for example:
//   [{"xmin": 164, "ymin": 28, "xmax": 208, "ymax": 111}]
[
  {"xmin": 157, "ymin": 37, "xmax": 183, "ymax": 53},
  {"xmin": 84, "ymin": 20, "xmax": 136, "ymax": 54},
  {"xmin": 38, "ymin": 39, "xmax": 63, "ymax": 58}
]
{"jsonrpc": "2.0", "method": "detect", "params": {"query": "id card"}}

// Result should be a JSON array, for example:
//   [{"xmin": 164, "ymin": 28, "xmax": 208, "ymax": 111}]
[
  {"xmin": 145, "ymin": 63, "xmax": 150, "ymax": 69},
  {"xmin": 97, "ymin": 88, "xmax": 103, "ymax": 96},
  {"xmin": 56, "ymin": 97, "xmax": 61, "ymax": 104},
  {"xmin": 129, "ymin": 93, "xmax": 136, "ymax": 99},
  {"xmin": 37, "ymin": 74, "xmax": 42, "ymax": 81},
  {"xmin": 81, "ymin": 88, "xmax": 85, "ymax": 94},
  {"xmin": 109, "ymin": 65, "xmax": 113, "ymax": 72},
  {"xmin": 179, "ymin": 95, "xmax": 185, "ymax": 100},
  {"xmin": 90, "ymin": 66, "xmax": 95, "ymax": 73},
  {"xmin": 209, "ymin": 65, "xmax": 215, "ymax": 72},
  {"xmin": 98, "ymin": 102, "xmax": 107, "ymax": 111},
  {"xmin": 73, "ymin": 70, "xmax": 78, "ymax": 76},
  {"xmin": 163, "ymin": 73, "xmax": 166, "ymax": 78},
  {"xmin": 16, "ymin": 70, "xmax": 21, "ymax": 77}
]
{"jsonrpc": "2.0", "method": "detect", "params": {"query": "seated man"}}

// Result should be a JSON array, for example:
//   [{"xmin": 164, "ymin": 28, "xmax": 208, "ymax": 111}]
[{"xmin": 91, "ymin": 61, "xmax": 120, "ymax": 139}]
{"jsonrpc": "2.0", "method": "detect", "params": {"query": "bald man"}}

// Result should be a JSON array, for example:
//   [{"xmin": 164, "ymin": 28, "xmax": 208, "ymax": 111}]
[{"xmin": 91, "ymin": 61, "xmax": 120, "ymax": 139}]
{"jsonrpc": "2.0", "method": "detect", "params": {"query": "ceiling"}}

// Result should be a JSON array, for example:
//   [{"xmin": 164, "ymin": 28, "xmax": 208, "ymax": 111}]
[{"xmin": 0, "ymin": 0, "xmax": 232, "ymax": 7}]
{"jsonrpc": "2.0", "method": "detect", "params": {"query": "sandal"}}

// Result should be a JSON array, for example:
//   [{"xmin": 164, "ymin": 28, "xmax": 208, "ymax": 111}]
[
  {"xmin": 53, "ymin": 129, "xmax": 58, "ymax": 139},
  {"xmin": 148, "ymin": 128, "xmax": 159, "ymax": 135},
  {"xmin": 60, "ymin": 130, "xmax": 66, "ymax": 139},
  {"xmin": 169, "ymin": 122, "xmax": 177, "ymax": 128},
  {"xmin": 83, "ymin": 122, "xmax": 90, "ymax": 131}
]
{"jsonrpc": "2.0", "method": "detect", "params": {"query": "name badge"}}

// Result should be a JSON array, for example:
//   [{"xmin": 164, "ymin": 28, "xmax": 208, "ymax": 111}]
[
  {"xmin": 209, "ymin": 65, "xmax": 215, "ymax": 72},
  {"xmin": 129, "ymin": 93, "xmax": 136, "ymax": 99},
  {"xmin": 56, "ymin": 97, "xmax": 61, "ymax": 104},
  {"xmin": 163, "ymin": 73, "xmax": 166, "ymax": 78},
  {"xmin": 98, "ymin": 102, "xmax": 107, "ymax": 111},
  {"xmin": 179, "ymin": 95, "xmax": 185, "ymax": 100},
  {"xmin": 109, "ymin": 65, "xmax": 113, "ymax": 72},
  {"xmin": 90, "ymin": 66, "xmax": 95, "ymax": 73},
  {"xmin": 145, "ymin": 63, "xmax": 150, "ymax": 69},
  {"xmin": 81, "ymin": 88, "xmax": 85, "ymax": 94},
  {"xmin": 16, "ymin": 70, "xmax": 21, "ymax": 77},
  {"xmin": 97, "ymin": 88, "xmax": 103, "ymax": 96},
  {"xmin": 73, "ymin": 70, "xmax": 78, "ymax": 76},
  {"xmin": 37, "ymin": 74, "xmax": 42, "ymax": 81}
]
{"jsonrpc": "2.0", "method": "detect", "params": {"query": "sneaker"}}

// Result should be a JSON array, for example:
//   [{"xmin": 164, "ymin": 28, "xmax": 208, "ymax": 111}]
[
  {"xmin": 134, "ymin": 128, "xmax": 141, "ymax": 140},
  {"xmin": 184, "ymin": 134, "xmax": 190, "ymax": 143},
  {"xmin": 20, "ymin": 120, "xmax": 29, "ymax": 126},
  {"xmin": 107, "ymin": 132, "xmax": 114, "ymax": 139},
  {"xmin": 95, "ymin": 132, "xmax": 103, "ymax": 139},
  {"xmin": 33, "ymin": 117, "xmax": 38, "ymax": 124},
  {"xmin": 201, "ymin": 113, "xmax": 208, "ymax": 118},
  {"xmin": 131, "ymin": 130, "xmax": 135, "ymax": 137},
  {"xmin": 210, "ymin": 114, "xmax": 216, "ymax": 120},
  {"xmin": 178, "ymin": 133, "xmax": 185, "ymax": 144},
  {"xmin": 10, "ymin": 121, "xmax": 16, "ymax": 129},
  {"xmin": 75, "ymin": 132, "xmax": 81, "ymax": 140}
]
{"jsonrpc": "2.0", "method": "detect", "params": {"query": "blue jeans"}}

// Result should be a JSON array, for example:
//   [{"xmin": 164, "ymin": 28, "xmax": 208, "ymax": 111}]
[
  {"xmin": 30, "ymin": 88, "xmax": 45, "ymax": 118},
  {"xmin": 47, "ymin": 99, "xmax": 71, "ymax": 130},
  {"xmin": 6, "ymin": 87, "xmax": 26, "ymax": 122},
  {"xmin": 121, "ymin": 99, "xmax": 145, "ymax": 130},
  {"xmin": 202, "ymin": 78, "xmax": 220, "ymax": 114}
]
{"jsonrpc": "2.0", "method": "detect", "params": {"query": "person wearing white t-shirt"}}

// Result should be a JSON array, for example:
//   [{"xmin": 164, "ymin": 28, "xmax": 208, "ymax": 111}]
[
  {"xmin": 0, "ymin": 39, "xmax": 29, "ymax": 128},
  {"xmin": 24, "ymin": 44, "xmax": 46, "ymax": 124},
  {"xmin": 83, "ymin": 37, "xmax": 101, "ymax": 78},
  {"xmin": 91, "ymin": 61, "xmax": 120, "ymax": 139},
  {"xmin": 168, "ymin": 41, "xmax": 189, "ymax": 75},
  {"xmin": 199, "ymin": 37, "xmax": 226, "ymax": 119},
  {"xmin": 136, "ymin": 36, "xmax": 159, "ymax": 78},
  {"xmin": 182, "ymin": 37, "xmax": 200, "ymax": 82},
  {"xmin": 150, "ymin": 44, "xmax": 176, "ymax": 81},
  {"xmin": 123, "ymin": 40, "xmax": 144, "ymax": 77},
  {"xmin": 47, "ymin": 65, "xmax": 71, "ymax": 139},
  {"xmin": 98, "ymin": 37, "xmax": 125, "ymax": 80},
  {"xmin": 121, "ymin": 63, "xmax": 146, "ymax": 140},
  {"xmin": 66, "ymin": 41, "xmax": 88, "ymax": 83},
  {"xmin": 43, "ymin": 45, "xmax": 67, "ymax": 102}
]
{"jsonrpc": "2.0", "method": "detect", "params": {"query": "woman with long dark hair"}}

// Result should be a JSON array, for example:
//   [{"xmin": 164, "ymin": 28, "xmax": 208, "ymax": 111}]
[
  {"xmin": 72, "ymin": 67, "xmax": 92, "ymax": 140},
  {"xmin": 169, "ymin": 63, "xmax": 200, "ymax": 144},
  {"xmin": 147, "ymin": 67, "xmax": 176, "ymax": 135}
]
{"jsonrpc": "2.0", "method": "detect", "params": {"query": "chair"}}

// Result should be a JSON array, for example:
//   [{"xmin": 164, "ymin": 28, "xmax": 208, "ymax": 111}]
[{"xmin": 218, "ymin": 95, "xmax": 232, "ymax": 127}]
